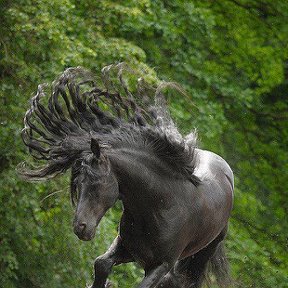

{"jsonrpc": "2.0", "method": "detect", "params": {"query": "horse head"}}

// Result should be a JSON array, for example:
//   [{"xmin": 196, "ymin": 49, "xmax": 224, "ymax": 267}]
[{"xmin": 72, "ymin": 138, "xmax": 119, "ymax": 241}]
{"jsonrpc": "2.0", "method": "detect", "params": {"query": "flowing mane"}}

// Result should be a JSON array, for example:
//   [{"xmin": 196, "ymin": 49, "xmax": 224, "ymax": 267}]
[{"xmin": 19, "ymin": 63, "xmax": 199, "ymax": 185}]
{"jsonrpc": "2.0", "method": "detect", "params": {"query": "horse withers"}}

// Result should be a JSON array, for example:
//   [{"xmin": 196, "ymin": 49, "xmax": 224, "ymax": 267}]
[{"xmin": 20, "ymin": 64, "xmax": 234, "ymax": 287}]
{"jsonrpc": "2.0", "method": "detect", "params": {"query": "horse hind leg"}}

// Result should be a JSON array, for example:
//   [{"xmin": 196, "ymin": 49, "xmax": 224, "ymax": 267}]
[{"xmin": 176, "ymin": 228, "xmax": 230, "ymax": 288}]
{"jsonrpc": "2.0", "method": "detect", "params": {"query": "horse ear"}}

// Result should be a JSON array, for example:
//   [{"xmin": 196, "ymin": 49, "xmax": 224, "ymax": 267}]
[{"xmin": 91, "ymin": 138, "xmax": 101, "ymax": 158}]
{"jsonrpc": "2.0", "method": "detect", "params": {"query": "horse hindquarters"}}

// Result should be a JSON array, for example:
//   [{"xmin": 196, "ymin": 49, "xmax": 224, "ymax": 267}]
[{"xmin": 175, "ymin": 228, "xmax": 231, "ymax": 288}]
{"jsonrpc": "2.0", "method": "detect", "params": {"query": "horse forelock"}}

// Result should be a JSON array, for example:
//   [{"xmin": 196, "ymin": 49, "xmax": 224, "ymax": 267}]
[{"xmin": 20, "ymin": 63, "xmax": 199, "ymax": 185}]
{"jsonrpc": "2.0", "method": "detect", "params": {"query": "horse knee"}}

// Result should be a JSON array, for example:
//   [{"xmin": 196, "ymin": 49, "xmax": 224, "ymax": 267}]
[{"xmin": 94, "ymin": 256, "xmax": 112, "ymax": 278}]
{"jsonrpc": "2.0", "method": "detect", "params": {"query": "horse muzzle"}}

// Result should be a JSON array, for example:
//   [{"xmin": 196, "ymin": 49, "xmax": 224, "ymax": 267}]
[{"xmin": 73, "ymin": 221, "xmax": 96, "ymax": 241}]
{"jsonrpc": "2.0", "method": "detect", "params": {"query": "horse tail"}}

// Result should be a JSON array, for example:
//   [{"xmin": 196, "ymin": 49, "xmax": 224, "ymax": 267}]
[
  {"xmin": 176, "ymin": 239, "xmax": 232, "ymax": 287},
  {"xmin": 208, "ymin": 241, "xmax": 232, "ymax": 287}
]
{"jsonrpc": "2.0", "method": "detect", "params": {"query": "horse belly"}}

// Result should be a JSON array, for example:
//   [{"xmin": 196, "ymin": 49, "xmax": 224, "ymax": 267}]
[{"xmin": 180, "ymin": 183, "xmax": 232, "ymax": 258}]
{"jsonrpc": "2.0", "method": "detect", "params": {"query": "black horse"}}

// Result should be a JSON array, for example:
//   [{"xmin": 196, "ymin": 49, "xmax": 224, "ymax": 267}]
[{"xmin": 20, "ymin": 64, "xmax": 234, "ymax": 288}]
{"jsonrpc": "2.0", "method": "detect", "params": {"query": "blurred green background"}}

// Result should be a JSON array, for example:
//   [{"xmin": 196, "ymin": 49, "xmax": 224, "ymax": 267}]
[{"xmin": 1, "ymin": 0, "xmax": 287, "ymax": 287}]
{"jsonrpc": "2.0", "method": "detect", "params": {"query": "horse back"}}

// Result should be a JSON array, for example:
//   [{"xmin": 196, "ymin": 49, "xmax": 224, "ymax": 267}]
[{"xmin": 194, "ymin": 148, "xmax": 234, "ymax": 191}]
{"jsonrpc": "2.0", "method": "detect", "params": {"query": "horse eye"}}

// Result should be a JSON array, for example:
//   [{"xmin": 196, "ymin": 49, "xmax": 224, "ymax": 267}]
[{"xmin": 91, "ymin": 160, "xmax": 103, "ymax": 171}]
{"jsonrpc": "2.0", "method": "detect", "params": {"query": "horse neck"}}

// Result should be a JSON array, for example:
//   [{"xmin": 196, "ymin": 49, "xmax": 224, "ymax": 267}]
[{"xmin": 107, "ymin": 147, "xmax": 173, "ymax": 200}]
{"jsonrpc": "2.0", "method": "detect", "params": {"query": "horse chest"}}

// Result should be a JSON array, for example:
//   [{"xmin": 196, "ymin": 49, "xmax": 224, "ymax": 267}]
[{"xmin": 119, "ymin": 204, "xmax": 190, "ymax": 267}]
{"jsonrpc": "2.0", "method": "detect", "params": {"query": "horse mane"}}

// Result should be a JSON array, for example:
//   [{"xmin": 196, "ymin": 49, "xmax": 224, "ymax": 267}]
[{"xmin": 18, "ymin": 63, "xmax": 199, "ymax": 185}]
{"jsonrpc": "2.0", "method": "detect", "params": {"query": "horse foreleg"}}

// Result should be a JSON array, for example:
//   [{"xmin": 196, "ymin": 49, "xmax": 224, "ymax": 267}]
[
  {"xmin": 137, "ymin": 262, "xmax": 172, "ymax": 288},
  {"xmin": 91, "ymin": 235, "xmax": 133, "ymax": 288}
]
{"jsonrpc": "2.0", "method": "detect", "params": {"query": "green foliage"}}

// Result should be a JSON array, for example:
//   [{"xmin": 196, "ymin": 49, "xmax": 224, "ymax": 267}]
[{"xmin": 1, "ymin": 0, "xmax": 287, "ymax": 287}]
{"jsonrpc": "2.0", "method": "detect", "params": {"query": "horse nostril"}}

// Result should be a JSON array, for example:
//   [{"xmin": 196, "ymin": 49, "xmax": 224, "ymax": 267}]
[
  {"xmin": 74, "ymin": 222, "xmax": 87, "ymax": 236},
  {"xmin": 79, "ymin": 222, "xmax": 87, "ymax": 231},
  {"xmin": 73, "ymin": 221, "xmax": 88, "ymax": 238}
]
